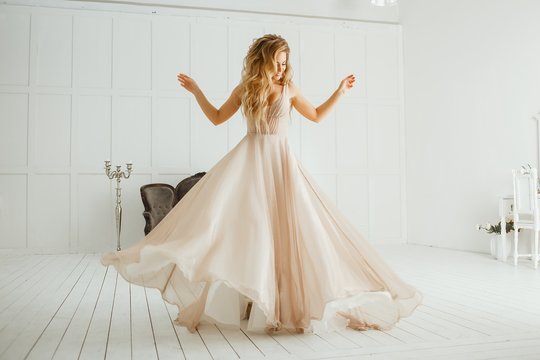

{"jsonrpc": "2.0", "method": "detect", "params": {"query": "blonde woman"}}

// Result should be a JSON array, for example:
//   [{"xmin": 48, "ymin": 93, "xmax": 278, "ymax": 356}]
[{"xmin": 102, "ymin": 34, "xmax": 421, "ymax": 334}]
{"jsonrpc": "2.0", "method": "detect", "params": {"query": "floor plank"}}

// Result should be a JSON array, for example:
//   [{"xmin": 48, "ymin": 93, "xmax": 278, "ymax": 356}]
[
  {"xmin": 131, "ymin": 284, "xmax": 159, "ymax": 360},
  {"xmin": 163, "ymin": 302, "xmax": 213, "ymax": 359},
  {"xmin": 239, "ymin": 320, "xmax": 291, "ymax": 357},
  {"xmin": 217, "ymin": 325, "xmax": 265, "ymax": 359},
  {"xmin": 105, "ymin": 272, "xmax": 132, "ymax": 360},
  {"xmin": 145, "ymin": 288, "xmax": 186, "ymax": 360},
  {"xmin": 0, "ymin": 255, "xmax": 75, "ymax": 333},
  {"xmin": 26, "ymin": 257, "xmax": 102, "ymax": 360},
  {"xmin": 0, "ymin": 254, "xmax": 90, "ymax": 359},
  {"xmin": 2, "ymin": 244, "xmax": 540, "ymax": 360},
  {"xmin": 78, "ymin": 265, "xmax": 117, "ymax": 360},
  {"xmin": 197, "ymin": 323, "xmax": 240, "ymax": 359},
  {"xmin": 0, "ymin": 255, "xmax": 48, "ymax": 290}
]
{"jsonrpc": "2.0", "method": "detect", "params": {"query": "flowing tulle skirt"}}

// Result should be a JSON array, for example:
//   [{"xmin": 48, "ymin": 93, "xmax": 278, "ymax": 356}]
[{"xmin": 101, "ymin": 133, "xmax": 422, "ymax": 333}]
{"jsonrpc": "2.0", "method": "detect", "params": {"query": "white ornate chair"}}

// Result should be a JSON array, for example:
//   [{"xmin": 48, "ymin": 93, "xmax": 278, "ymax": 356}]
[{"xmin": 512, "ymin": 167, "xmax": 540, "ymax": 269}]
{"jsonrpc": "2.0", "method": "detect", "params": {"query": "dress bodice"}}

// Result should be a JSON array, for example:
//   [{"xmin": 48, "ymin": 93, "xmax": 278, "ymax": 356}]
[{"xmin": 246, "ymin": 84, "xmax": 290, "ymax": 135}]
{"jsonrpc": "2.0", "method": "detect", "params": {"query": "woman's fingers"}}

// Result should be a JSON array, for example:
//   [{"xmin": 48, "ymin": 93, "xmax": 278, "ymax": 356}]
[
  {"xmin": 177, "ymin": 73, "xmax": 191, "ymax": 88},
  {"xmin": 339, "ymin": 74, "xmax": 356, "ymax": 93},
  {"xmin": 346, "ymin": 74, "xmax": 356, "ymax": 87},
  {"xmin": 177, "ymin": 73, "xmax": 199, "ymax": 94}
]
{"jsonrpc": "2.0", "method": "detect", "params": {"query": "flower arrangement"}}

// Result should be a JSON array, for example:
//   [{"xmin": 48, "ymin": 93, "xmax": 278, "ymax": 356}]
[
  {"xmin": 476, "ymin": 220, "xmax": 515, "ymax": 234},
  {"xmin": 476, "ymin": 215, "xmax": 517, "ymax": 261},
  {"xmin": 476, "ymin": 211, "xmax": 517, "ymax": 234}
]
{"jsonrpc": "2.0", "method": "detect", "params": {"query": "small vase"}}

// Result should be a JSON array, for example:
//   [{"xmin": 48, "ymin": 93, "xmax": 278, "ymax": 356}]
[{"xmin": 490, "ymin": 234, "xmax": 509, "ymax": 261}]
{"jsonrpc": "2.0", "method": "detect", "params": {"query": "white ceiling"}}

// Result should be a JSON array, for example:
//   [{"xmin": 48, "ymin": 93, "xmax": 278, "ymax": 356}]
[{"xmin": 65, "ymin": 0, "xmax": 400, "ymax": 22}]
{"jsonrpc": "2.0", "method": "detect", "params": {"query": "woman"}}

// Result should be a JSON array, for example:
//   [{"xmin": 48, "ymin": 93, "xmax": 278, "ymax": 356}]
[{"xmin": 102, "ymin": 34, "xmax": 422, "ymax": 334}]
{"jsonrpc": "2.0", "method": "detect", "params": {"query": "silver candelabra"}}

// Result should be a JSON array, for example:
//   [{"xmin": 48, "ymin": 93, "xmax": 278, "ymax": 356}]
[{"xmin": 104, "ymin": 160, "xmax": 133, "ymax": 251}]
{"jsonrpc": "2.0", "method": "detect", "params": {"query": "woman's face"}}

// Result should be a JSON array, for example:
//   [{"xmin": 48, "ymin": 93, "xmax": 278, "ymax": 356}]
[{"xmin": 272, "ymin": 51, "xmax": 287, "ymax": 82}]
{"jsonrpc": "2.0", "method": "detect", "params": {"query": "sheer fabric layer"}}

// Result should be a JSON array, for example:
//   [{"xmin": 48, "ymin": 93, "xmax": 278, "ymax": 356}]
[{"xmin": 101, "ymin": 84, "xmax": 422, "ymax": 333}]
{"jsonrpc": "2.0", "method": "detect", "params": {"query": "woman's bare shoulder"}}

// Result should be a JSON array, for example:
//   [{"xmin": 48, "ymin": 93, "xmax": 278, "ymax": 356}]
[
  {"xmin": 232, "ymin": 83, "xmax": 243, "ymax": 94},
  {"xmin": 231, "ymin": 84, "xmax": 243, "ymax": 102},
  {"xmin": 287, "ymin": 81, "xmax": 299, "ymax": 97}
]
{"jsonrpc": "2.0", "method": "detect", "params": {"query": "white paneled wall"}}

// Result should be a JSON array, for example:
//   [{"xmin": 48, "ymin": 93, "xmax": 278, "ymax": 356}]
[
  {"xmin": 0, "ymin": 3, "xmax": 404, "ymax": 252},
  {"xmin": 74, "ymin": 15, "xmax": 113, "ymax": 89},
  {"xmin": 34, "ymin": 94, "xmax": 72, "ymax": 169},
  {"xmin": 0, "ymin": 93, "xmax": 28, "ymax": 167},
  {"xmin": 0, "ymin": 175, "xmax": 27, "ymax": 248}
]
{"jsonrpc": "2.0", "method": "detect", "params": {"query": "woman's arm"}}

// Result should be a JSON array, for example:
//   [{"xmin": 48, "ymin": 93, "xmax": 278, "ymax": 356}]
[
  {"xmin": 177, "ymin": 73, "xmax": 241, "ymax": 126},
  {"xmin": 290, "ymin": 74, "xmax": 355, "ymax": 123}
]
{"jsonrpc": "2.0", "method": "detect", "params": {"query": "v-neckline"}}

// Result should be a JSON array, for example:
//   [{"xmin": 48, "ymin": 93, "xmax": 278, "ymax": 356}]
[{"xmin": 268, "ymin": 85, "xmax": 285, "ymax": 108}]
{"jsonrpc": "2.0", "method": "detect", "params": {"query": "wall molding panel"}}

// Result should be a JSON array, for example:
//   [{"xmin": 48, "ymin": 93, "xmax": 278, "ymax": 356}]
[{"xmin": 0, "ymin": 2, "xmax": 404, "ymax": 252}]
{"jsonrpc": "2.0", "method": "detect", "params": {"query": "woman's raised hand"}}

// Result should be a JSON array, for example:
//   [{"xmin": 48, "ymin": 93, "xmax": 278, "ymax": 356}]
[
  {"xmin": 177, "ymin": 73, "xmax": 200, "ymax": 94},
  {"xmin": 338, "ymin": 74, "xmax": 356, "ymax": 94}
]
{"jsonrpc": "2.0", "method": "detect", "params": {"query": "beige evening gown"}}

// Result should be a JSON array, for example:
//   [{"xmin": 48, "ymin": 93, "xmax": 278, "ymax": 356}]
[{"xmin": 101, "ymin": 84, "xmax": 422, "ymax": 334}]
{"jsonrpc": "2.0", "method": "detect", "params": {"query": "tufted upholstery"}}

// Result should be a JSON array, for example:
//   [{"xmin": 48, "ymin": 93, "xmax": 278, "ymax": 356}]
[
  {"xmin": 175, "ymin": 171, "xmax": 206, "ymax": 202},
  {"xmin": 140, "ymin": 183, "xmax": 177, "ymax": 235},
  {"xmin": 140, "ymin": 172, "xmax": 206, "ymax": 235}
]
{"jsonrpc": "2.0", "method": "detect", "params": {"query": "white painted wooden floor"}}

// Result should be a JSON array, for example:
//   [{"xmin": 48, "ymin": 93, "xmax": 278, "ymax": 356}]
[{"xmin": 1, "ymin": 244, "xmax": 540, "ymax": 360}]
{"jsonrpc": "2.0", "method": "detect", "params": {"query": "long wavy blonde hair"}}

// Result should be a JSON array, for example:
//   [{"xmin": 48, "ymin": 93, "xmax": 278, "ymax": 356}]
[{"xmin": 240, "ymin": 34, "xmax": 292, "ymax": 134}]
